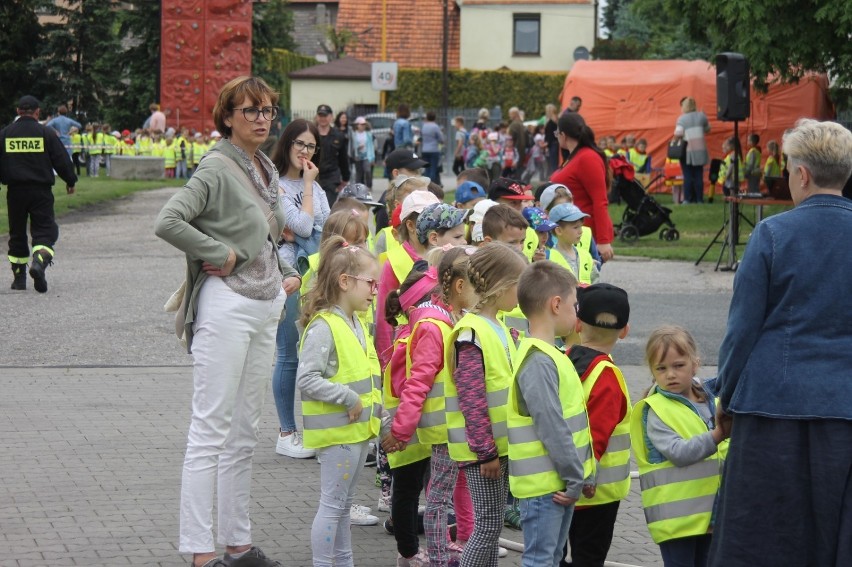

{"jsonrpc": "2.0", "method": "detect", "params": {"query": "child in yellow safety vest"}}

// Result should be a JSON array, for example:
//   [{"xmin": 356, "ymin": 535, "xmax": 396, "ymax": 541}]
[
  {"xmin": 720, "ymin": 137, "xmax": 744, "ymax": 197},
  {"xmin": 162, "ymin": 134, "xmax": 177, "ymax": 178},
  {"xmin": 446, "ymin": 243, "xmax": 528, "ymax": 565},
  {"xmin": 547, "ymin": 203, "xmax": 599, "ymax": 285},
  {"xmin": 507, "ymin": 261, "xmax": 595, "ymax": 566},
  {"xmin": 628, "ymin": 138, "xmax": 651, "ymax": 174},
  {"xmin": 763, "ymin": 140, "xmax": 784, "ymax": 179},
  {"xmin": 562, "ymin": 283, "xmax": 632, "ymax": 566},
  {"xmin": 297, "ymin": 236, "xmax": 384, "ymax": 566},
  {"xmin": 629, "ymin": 325, "xmax": 730, "ymax": 566}
]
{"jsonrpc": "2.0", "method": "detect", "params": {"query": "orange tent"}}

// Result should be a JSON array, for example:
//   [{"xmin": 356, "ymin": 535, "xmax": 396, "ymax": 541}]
[{"xmin": 560, "ymin": 60, "xmax": 834, "ymax": 180}]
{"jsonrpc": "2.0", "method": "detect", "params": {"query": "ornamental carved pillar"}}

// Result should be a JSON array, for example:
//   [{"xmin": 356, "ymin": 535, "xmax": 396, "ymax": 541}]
[{"xmin": 160, "ymin": 0, "xmax": 252, "ymax": 135}]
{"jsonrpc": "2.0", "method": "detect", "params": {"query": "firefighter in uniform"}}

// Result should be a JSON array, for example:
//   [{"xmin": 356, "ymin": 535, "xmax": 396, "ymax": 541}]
[{"xmin": 0, "ymin": 95, "xmax": 77, "ymax": 292}]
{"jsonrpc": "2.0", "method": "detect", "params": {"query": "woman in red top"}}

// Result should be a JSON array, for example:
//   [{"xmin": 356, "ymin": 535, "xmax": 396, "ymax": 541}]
[{"xmin": 549, "ymin": 112, "xmax": 615, "ymax": 261}]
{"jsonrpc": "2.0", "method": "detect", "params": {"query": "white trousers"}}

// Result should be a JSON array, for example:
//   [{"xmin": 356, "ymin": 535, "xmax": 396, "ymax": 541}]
[{"xmin": 179, "ymin": 276, "xmax": 286, "ymax": 553}]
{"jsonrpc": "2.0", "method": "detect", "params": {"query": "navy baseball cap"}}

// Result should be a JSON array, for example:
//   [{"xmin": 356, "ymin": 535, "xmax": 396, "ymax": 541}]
[
  {"xmin": 455, "ymin": 181, "xmax": 487, "ymax": 204},
  {"xmin": 17, "ymin": 95, "xmax": 40, "ymax": 111}
]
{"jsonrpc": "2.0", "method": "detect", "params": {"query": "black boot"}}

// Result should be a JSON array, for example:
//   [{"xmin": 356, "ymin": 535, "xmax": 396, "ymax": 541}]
[
  {"xmin": 10, "ymin": 264, "xmax": 27, "ymax": 290},
  {"xmin": 29, "ymin": 250, "xmax": 52, "ymax": 293}
]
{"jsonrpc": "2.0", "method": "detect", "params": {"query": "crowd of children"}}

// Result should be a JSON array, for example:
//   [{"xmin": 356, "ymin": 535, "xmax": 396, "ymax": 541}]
[
  {"xmin": 64, "ymin": 124, "xmax": 222, "ymax": 178},
  {"xmin": 275, "ymin": 143, "xmax": 730, "ymax": 567}
]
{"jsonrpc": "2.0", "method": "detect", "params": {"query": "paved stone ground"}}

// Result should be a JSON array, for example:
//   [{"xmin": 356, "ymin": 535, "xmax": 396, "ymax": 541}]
[{"xmin": 0, "ymin": 183, "xmax": 736, "ymax": 566}]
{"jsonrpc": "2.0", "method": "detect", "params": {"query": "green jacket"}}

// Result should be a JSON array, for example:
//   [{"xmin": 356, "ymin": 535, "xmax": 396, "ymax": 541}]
[{"xmin": 155, "ymin": 140, "xmax": 297, "ymax": 352}]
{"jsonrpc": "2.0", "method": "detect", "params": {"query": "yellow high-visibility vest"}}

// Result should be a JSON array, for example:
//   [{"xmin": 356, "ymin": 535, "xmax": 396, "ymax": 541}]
[
  {"xmin": 548, "ymin": 245, "xmax": 594, "ymax": 285},
  {"xmin": 383, "ymin": 331, "xmax": 432, "ymax": 468},
  {"xmin": 300, "ymin": 311, "xmax": 382, "ymax": 449},
  {"xmin": 508, "ymin": 338, "xmax": 594, "ymax": 498},
  {"xmin": 578, "ymin": 358, "xmax": 632, "ymax": 505},
  {"xmin": 630, "ymin": 389, "xmax": 728, "ymax": 544},
  {"xmin": 445, "ymin": 312, "xmax": 515, "ymax": 461},
  {"xmin": 406, "ymin": 316, "xmax": 452, "ymax": 445},
  {"xmin": 523, "ymin": 227, "xmax": 537, "ymax": 261}
]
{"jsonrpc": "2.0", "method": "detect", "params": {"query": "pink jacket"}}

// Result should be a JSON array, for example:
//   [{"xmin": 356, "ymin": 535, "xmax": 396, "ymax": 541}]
[
  {"xmin": 390, "ymin": 299, "xmax": 453, "ymax": 443},
  {"xmin": 376, "ymin": 241, "xmax": 421, "ymax": 368}
]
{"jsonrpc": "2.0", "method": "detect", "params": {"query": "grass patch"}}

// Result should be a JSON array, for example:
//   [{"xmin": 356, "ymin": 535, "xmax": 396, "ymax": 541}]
[
  {"xmin": 607, "ymin": 193, "xmax": 791, "ymax": 262},
  {"xmin": 0, "ymin": 176, "xmax": 185, "ymax": 235}
]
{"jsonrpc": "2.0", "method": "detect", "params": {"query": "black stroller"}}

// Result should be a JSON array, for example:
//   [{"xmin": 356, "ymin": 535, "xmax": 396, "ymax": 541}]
[{"xmin": 610, "ymin": 162, "xmax": 679, "ymax": 242}]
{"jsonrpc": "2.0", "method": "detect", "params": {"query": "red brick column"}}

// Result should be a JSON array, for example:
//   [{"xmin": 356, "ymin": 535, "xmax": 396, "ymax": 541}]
[{"xmin": 160, "ymin": 0, "xmax": 252, "ymax": 134}]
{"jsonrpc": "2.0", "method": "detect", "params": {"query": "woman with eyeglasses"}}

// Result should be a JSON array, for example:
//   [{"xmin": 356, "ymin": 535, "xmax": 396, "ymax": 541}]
[
  {"xmin": 268, "ymin": 119, "xmax": 331, "ymax": 463},
  {"xmin": 155, "ymin": 76, "xmax": 300, "ymax": 567}
]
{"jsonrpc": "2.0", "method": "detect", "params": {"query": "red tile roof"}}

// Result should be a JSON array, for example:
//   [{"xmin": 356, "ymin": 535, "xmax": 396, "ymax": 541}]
[
  {"xmin": 462, "ymin": 0, "xmax": 590, "ymax": 4},
  {"xmin": 336, "ymin": 0, "xmax": 460, "ymax": 69}
]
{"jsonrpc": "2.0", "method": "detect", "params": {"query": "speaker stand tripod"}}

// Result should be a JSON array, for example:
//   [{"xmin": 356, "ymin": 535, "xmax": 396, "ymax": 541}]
[{"xmin": 695, "ymin": 192, "xmax": 755, "ymax": 271}]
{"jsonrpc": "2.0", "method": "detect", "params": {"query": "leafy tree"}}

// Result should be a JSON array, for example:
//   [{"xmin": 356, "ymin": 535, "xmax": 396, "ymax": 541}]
[
  {"xmin": 30, "ymin": 1, "xmax": 118, "ymax": 124},
  {"xmin": 671, "ymin": 0, "xmax": 852, "ymax": 89},
  {"xmin": 601, "ymin": 0, "xmax": 629, "ymax": 38},
  {"xmin": 253, "ymin": 0, "xmax": 297, "ymax": 91},
  {"xmin": 99, "ymin": 1, "xmax": 160, "ymax": 129},
  {"xmin": 0, "ymin": 0, "xmax": 46, "ymax": 119}
]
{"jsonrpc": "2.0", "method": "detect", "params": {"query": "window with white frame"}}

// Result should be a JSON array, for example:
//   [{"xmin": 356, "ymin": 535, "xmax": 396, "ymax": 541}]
[{"xmin": 513, "ymin": 13, "xmax": 540, "ymax": 56}]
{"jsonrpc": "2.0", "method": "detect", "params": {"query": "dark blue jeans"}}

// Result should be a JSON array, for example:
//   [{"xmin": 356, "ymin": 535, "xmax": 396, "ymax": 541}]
[
  {"xmin": 682, "ymin": 163, "xmax": 705, "ymax": 203},
  {"xmin": 423, "ymin": 151, "xmax": 441, "ymax": 185},
  {"xmin": 660, "ymin": 534, "xmax": 711, "ymax": 567},
  {"xmin": 272, "ymin": 290, "xmax": 300, "ymax": 432}
]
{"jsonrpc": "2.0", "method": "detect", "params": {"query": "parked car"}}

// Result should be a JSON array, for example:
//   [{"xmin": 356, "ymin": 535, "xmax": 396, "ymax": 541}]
[{"xmin": 364, "ymin": 112, "xmax": 422, "ymax": 157}]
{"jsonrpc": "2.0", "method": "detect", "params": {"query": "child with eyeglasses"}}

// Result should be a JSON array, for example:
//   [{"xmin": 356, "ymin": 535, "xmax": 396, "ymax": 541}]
[{"xmin": 297, "ymin": 236, "xmax": 385, "ymax": 567}]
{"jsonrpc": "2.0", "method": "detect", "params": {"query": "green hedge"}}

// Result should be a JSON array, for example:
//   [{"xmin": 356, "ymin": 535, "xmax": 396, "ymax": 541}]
[
  {"xmin": 387, "ymin": 68, "xmax": 566, "ymax": 113},
  {"xmin": 258, "ymin": 48, "xmax": 318, "ymax": 109}
]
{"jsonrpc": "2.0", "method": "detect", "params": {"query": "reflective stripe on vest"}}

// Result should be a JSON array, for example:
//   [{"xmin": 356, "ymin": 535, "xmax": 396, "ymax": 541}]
[
  {"xmin": 578, "ymin": 359, "xmax": 632, "ymax": 505},
  {"xmin": 629, "ymin": 392, "xmax": 726, "ymax": 544},
  {"xmin": 406, "ymin": 317, "xmax": 452, "ymax": 445},
  {"xmin": 507, "ymin": 338, "xmax": 594, "ymax": 499},
  {"xmin": 301, "ymin": 312, "xmax": 382, "ymax": 449},
  {"xmin": 548, "ymin": 245, "xmax": 594, "ymax": 285},
  {"xmin": 383, "ymin": 332, "xmax": 432, "ymax": 468},
  {"xmin": 444, "ymin": 313, "xmax": 515, "ymax": 461}
]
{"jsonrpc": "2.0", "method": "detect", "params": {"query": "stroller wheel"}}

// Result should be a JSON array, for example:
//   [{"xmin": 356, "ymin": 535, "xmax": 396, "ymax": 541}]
[
  {"xmin": 620, "ymin": 225, "xmax": 639, "ymax": 243},
  {"xmin": 666, "ymin": 228, "xmax": 680, "ymax": 241},
  {"xmin": 659, "ymin": 229, "xmax": 669, "ymax": 240}
]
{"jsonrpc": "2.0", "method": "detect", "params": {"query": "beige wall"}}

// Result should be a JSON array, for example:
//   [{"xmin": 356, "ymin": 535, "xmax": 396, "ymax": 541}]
[
  {"xmin": 460, "ymin": 3, "xmax": 595, "ymax": 72},
  {"xmin": 290, "ymin": 78, "xmax": 380, "ymax": 114}
]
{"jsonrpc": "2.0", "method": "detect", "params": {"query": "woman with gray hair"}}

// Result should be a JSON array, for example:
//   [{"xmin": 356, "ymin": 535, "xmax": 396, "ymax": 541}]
[
  {"xmin": 674, "ymin": 97, "xmax": 711, "ymax": 203},
  {"xmin": 711, "ymin": 119, "xmax": 852, "ymax": 566}
]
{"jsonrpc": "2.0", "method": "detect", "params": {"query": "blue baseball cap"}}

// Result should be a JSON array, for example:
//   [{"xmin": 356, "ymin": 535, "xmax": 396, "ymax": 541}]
[
  {"xmin": 549, "ymin": 203, "xmax": 590, "ymax": 224},
  {"xmin": 522, "ymin": 207, "xmax": 558, "ymax": 232},
  {"xmin": 455, "ymin": 181, "xmax": 487, "ymax": 204}
]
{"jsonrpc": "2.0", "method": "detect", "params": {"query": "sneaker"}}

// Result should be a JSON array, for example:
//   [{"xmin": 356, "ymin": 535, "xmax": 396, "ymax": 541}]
[
  {"xmin": 447, "ymin": 540, "xmax": 465, "ymax": 555},
  {"xmin": 352, "ymin": 503, "xmax": 372, "ymax": 514},
  {"xmin": 223, "ymin": 546, "xmax": 282, "ymax": 566},
  {"xmin": 497, "ymin": 545, "xmax": 508, "ymax": 558},
  {"xmin": 397, "ymin": 548, "xmax": 430, "ymax": 567},
  {"xmin": 383, "ymin": 516, "xmax": 395, "ymax": 535},
  {"xmin": 275, "ymin": 430, "xmax": 316, "ymax": 459},
  {"xmin": 365, "ymin": 451, "xmax": 377, "ymax": 467},
  {"xmin": 29, "ymin": 251, "xmax": 51, "ymax": 294},
  {"xmin": 503, "ymin": 505, "xmax": 521, "ymax": 531},
  {"xmin": 350, "ymin": 504, "xmax": 379, "ymax": 526},
  {"xmin": 378, "ymin": 493, "xmax": 391, "ymax": 512}
]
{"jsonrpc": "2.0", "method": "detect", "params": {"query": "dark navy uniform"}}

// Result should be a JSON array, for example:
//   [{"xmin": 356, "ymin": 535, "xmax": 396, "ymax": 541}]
[
  {"xmin": 0, "ymin": 95, "xmax": 77, "ymax": 292},
  {"xmin": 315, "ymin": 104, "xmax": 350, "ymax": 207}
]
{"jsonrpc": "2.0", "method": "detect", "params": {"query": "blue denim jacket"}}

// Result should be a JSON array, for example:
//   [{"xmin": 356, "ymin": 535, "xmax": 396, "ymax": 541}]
[{"xmin": 716, "ymin": 194, "xmax": 852, "ymax": 419}]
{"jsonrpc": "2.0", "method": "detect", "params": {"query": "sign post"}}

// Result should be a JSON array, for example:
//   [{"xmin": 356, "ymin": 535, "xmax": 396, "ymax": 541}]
[{"xmin": 372, "ymin": 62, "xmax": 398, "ymax": 92}]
